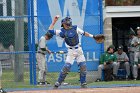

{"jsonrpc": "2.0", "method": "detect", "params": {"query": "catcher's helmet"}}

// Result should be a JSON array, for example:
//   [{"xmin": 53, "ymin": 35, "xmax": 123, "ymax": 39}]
[
  {"xmin": 61, "ymin": 17, "xmax": 72, "ymax": 27},
  {"xmin": 45, "ymin": 32, "xmax": 53, "ymax": 39}
]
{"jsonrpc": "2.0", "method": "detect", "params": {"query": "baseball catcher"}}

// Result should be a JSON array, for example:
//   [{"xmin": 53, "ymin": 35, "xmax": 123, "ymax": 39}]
[{"xmin": 48, "ymin": 15, "xmax": 105, "ymax": 89}]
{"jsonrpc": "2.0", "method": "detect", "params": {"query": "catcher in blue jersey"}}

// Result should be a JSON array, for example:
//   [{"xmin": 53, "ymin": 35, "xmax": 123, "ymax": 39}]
[{"xmin": 48, "ymin": 15, "xmax": 105, "ymax": 89}]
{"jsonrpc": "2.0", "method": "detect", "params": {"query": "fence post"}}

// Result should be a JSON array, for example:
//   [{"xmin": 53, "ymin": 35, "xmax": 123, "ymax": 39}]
[
  {"xmin": 27, "ymin": 0, "xmax": 33, "ymax": 85},
  {"xmin": 31, "ymin": 0, "xmax": 37, "ymax": 85},
  {"xmin": 99, "ymin": 0, "xmax": 104, "ymax": 53},
  {"xmin": 14, "ymin": 0, "xmax": 24, "ymax": 82}
]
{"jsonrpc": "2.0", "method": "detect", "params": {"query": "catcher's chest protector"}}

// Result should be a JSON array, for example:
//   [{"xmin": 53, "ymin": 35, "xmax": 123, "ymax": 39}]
[{"xmin": 61, "ymin": 26, "xmax": 79, "ymax": 46}]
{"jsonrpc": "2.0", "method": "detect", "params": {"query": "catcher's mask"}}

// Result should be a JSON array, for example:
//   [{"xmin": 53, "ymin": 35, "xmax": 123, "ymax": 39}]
[
  {"xmin": 61, "ymin": 17, "xmax": 72, "ymax": 27},
  {"xmin": 45, "ymin": 32, "xmax": 53, "ymax": 39}
]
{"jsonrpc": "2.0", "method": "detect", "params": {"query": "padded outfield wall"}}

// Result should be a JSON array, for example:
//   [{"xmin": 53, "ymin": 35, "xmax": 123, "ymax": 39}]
[{"xmin": 37, "ymin": 0, "xmax": 104, "ymax": 72}]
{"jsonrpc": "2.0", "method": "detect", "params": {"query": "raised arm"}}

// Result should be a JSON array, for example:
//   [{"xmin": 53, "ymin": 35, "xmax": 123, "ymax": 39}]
[{"xmin": 49, "ymin": 15, "xmax": 60, "ymax": 30}]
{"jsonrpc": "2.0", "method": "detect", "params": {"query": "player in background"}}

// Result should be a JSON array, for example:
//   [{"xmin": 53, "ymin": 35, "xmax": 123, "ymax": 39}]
[
  {"xmin": 114, "ymin": 45, "xmax": 130, "ymax": 79},
  {"xmin": 131, "ymin": 27, "xmax": 140, "ymax": 80},
  {"xmin": 128, "ymin": 30, "xmax": 136, "ymax": 79},
  {"xmin": 0, "ymin": 61, "xmax": 6, "ymax": 93},
  {"xmin": 48, "ymin": 15, "xmax": 101, "ymax": 88},
  {"xmin": 96, "ymin": 45, "xmax": 117, "ymax": 82},
  {"xmin": 36, "ymin": 32, "xmax": 53, "ymax": 85}
]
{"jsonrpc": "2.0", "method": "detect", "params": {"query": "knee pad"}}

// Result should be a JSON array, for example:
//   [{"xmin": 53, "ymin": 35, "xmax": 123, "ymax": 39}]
[
  {"xmin": 58, "ymin": 63, "xmax": 71, "ymax": 83},
  {"xmin": 62, "ymin": 63, "xmax": 71, "ymax": 74},
  {"xmin": 78, "ymin": 62, "xmax": 87, "ymax": 84},
  {"xmin": 79, "ymin": 62, "xmax": 86, "ymax": 75}
]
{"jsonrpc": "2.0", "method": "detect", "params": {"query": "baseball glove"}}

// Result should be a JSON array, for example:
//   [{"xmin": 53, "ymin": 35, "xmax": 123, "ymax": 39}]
[{"xmin": 93, "ymin": 34, "xmax": 105, "ymax": 43}]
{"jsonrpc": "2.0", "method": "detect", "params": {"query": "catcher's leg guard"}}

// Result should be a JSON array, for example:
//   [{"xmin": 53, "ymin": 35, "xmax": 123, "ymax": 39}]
[
  {"xmin": 57, "ymin": 63, "xmax": 71, "ymax": 84},
  {"xmin": 78, "ymin": 62, "xmax": 87, "ymax": 84}
]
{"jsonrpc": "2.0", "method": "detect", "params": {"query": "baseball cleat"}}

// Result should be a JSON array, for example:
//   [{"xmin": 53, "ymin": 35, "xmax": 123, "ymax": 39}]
[
  {"xmin": 0, "ymin": 88, "xmax": 7, "ymax": 93},
  {"xmin": 81, "ymin": 83, "xmax": 87, "ymax": 88},
  {"xmin": 95, "ymin": 79, "xmax": 101, "ymax": 82},
  {"xmin": 53, "ymin": 82, "xmax": 61, "ymax": 89},
  {"xmin": 53, "ymin": 85, "xmax": 59, "ymax": 89},
  {"xmin": 37, "ymin": 82, "xmax": 46, "ymax": 86},
  {"xmin": 45, "ymin": 81, "xmax": 50, "ymax": 84},
  {"xmin": 134, "ymin": 78, "xmax": 137, "ymax": 81}
]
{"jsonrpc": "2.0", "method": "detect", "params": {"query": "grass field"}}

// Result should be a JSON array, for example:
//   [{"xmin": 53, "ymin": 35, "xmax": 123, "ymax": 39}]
[{"xmin": 2, "ymin": 69, "xmax": 140, "ymax": 89}]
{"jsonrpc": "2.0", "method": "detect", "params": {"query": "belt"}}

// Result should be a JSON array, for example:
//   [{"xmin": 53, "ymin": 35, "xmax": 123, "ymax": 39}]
[
  {"xmin": 38, "ymin": 51, "xmax": 45, "ymax": 55},
  {"xmin": 69, "ymin": 47, "xmax": 79, "ymax": 49}
]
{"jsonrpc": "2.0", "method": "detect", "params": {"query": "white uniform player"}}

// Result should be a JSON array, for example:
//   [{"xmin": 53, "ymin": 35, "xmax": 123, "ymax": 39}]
[
  {"xmin": 0, "ymin": 61, "xmax": 6, "ymax": 93},
  {"xmin": 114, "ymin": 45, "xmax": 130, "ymax": 79},
  {"xmin": 131, "ymin": 27, "xmax": 140, "ymax": 80},
  {"xmin": 128, "ymin": 30, "xmax": 135, "ymax": 66},
  {"xmin": 36, "ymin": 33, "xmax": 52, "ymax": 85},
  {"xmin": 48, "ymin": 16, "xmax": 98, "ymax": 88}
]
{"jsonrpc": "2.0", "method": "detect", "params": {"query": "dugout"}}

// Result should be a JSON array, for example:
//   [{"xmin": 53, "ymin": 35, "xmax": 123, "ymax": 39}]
[
  {"xmin": 112, "ymin": 17, "xmax": 140, "ymax": 53},
  {"xmin": 103, "ymin": 6, "xmax": 140, "ymax": 51},
  {"xmin": 112, "ymin": 17, "xmax": 140, "ymax": 79}
]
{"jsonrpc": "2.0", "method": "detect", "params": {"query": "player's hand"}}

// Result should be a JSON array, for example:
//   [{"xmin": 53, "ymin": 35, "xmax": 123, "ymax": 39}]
[
  {"xmin": 117, "ymin": 60, "xmax": 120, "ymax": 63},
  {"xmin": 124, "ymin": 59, "xmax": 128, "ymax": 62},
  {"xmin": 47, "ymin": 50, "xmax": 52, "ymax": 54},
  {"xmin": 134, "ymin": 42, "xmax": 140, "ymax": 46},
  {"xmin": 49, "ymin": 15, "xmax": 60, "ymax": 30},
  {"xmin": 53, "ymin": 15, "xmax": 60, "ymax": 24}
]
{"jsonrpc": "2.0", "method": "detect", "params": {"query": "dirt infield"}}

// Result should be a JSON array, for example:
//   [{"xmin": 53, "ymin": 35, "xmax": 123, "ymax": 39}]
[{"xmin": 9, "ymin": 87, "xmax": 140, "ymax": 93}]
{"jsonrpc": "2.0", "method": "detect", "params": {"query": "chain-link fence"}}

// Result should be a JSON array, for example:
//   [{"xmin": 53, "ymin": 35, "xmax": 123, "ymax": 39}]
[
  {"xmin": 0, "ymin": 0, "xmax": 105, "ymax": 90},
  {"xmin": 0, "ymin": 16, "xmax": 32, "ymax": 88},
  {"xmin": 0, "ymin": 0, "xmax": 36, "ymax": 89}
]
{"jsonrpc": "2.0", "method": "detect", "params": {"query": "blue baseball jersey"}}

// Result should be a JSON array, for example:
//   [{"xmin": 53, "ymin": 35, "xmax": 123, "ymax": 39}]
[{"xmin": 49, "ymin": 25, "xmax": 85, "ymax": 47}]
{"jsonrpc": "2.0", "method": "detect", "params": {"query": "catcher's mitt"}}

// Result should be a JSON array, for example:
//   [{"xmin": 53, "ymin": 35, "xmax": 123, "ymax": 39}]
[{"xmin": 93, "ymin": 34, "xmax": 105, "ymax": 43}]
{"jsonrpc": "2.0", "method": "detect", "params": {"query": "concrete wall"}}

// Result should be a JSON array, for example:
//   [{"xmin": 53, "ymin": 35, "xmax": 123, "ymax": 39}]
[{"xmin": 104, "ymin": 18, "xmax": 113, "ymax": 50}]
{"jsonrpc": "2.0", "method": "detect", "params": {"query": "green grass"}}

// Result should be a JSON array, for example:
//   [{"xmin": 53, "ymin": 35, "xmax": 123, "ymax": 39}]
[
  {"xmin": 1, "ymin": 69, "xmax": 140, "ymax": 88},
  {"xmin": 1, "ymin": 70, "xmax": 80, "ymax": 88}
]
